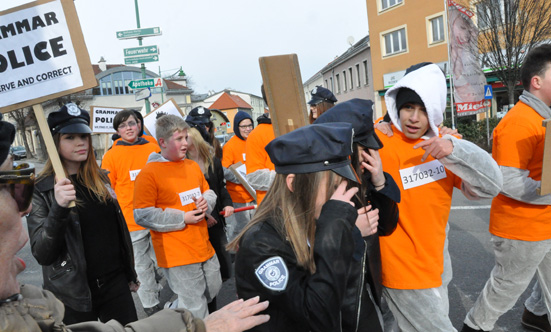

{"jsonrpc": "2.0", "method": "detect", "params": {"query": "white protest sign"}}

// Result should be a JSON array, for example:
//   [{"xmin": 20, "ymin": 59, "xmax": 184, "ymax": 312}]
[
  {"xmin": 0, "ymin": 0, "xmax": 97, "ymax": 113},
  {"xmin": 143, "ymin": 99, "xmax": 186, "ymax": 140},
  {"xmin": 90, "ymin": 106, "xmax": 124, "ymax": 134}
]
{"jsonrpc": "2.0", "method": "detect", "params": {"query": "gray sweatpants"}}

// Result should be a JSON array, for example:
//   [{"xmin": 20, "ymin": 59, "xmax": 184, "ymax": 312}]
[
  {"xmin": 161, "ymin": 255, "xmax": 222, "ymax": 319},
  {"xmin": 225, "ymin": 201, "xmax": 255, "ymax": 243},
  {"xmin": 464, "ymin": 235, "xmax": 551, "ymax": 331},
  {"xmin": 526, "ymin": 280, "xmax": 548, "ymax": 316},
  {"xmin": 130, "ymin": 229, "xmax": 162, "ymax": 309}
]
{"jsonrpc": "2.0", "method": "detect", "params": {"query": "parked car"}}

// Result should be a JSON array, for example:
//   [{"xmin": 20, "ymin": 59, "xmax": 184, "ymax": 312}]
[{"xmin": 10, "ymin": 146, "xmax": 27, "ymax": 160}]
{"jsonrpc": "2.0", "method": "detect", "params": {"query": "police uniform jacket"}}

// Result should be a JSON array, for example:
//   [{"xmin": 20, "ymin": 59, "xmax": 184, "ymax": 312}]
[
  {"xmin": 27, "ymin": 174, "xmax": 137, "ymax": 312},
  {"xmin": 235, "ymin": 200, "xmax": 360, "ymax": 332}
]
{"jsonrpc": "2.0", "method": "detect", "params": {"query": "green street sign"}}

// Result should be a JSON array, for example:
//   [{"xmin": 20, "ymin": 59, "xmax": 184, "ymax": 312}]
[
  {"xmin": 116, "ymin": 27, "xmax": 162, "ymax": 40},
  {"xmin": 124, "ymin": 54, "xmax": 159, "ymax": 65},
  {"xmin": 124, "ymin": 45, "xmax": 158, "ymax": 57},
  {"xmin": 128, "ymin": 78, "xmax": 163, "ymax": 89}
]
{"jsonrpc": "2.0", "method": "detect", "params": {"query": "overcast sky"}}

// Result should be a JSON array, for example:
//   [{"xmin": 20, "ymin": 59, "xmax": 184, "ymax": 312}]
[{"xmin": 1, "ymin": 0, "xmax": 369, "ymax": 97}]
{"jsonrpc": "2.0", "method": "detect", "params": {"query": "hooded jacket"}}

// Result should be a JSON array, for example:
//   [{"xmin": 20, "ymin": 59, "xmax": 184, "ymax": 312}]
[{"xmin": 233, "ymin": 111, "xmax": 253, "ymax": 140}]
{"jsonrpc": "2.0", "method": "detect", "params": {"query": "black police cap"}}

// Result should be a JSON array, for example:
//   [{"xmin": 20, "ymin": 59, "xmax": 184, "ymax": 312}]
[
  {"xmin": 308, "ymin": 86, "xmax": 337, "ymax": 105},
  {"xmin": 0, "ymin": 120, "xmax": 15, "ymax": 166},
  {"xmin": 187, "ymin": 106, "xmax": 212, "ymax": 124},
  {"xmin": 265, "ymin": 123, "xmax": 359, "ymax": 183},
  {"xmin": 314, "ymin": 98, "xmax": 383, "ymax": 150},
  {"xmin": 47, "ymin": 103, "xmax": 91, "ymax": 135}
]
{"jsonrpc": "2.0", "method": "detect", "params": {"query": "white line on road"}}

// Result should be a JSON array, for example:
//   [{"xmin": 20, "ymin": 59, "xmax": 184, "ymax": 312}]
[{"xmin": 451, "ymin": 205, "xmax": 492, "ymax": 210}]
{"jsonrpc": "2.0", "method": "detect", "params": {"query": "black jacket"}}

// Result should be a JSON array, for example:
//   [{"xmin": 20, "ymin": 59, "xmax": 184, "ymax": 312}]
[
  {"xmin": 27, "ymin": 174, "xmax": 137, "ymax": 312},
  {"xmin": 235, "ymin": 200, "xmax": 360, "ymax": 332}
]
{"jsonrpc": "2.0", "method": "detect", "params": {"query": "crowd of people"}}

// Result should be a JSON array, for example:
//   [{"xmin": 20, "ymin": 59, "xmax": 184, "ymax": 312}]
[{"xmin": 0, "ymin": 44, "xmax": 550, "ymax": 332}]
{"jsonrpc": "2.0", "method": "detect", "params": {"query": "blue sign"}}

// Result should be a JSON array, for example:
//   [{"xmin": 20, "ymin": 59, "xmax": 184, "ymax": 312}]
[{"xmin": 484, "ymin": 85, "xmax": 493, "ymax": 100}]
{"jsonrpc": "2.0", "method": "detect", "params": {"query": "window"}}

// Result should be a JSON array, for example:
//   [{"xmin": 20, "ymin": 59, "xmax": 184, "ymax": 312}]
[
  {"xmin": 363, "ymin": 60, "xmax": 369, "ymax": 85},
  {"xmin": 356, "ymin": 64, "xmax": 361, "ymax": 87},
  {"xmin": 335, "ymin": 74, "xmax": 341, "ymax": 93},
  {"xmin": 329, "ymin": 77, "xmax": 333, "ymax": 92},
  {"xmin": 476, "ymin": 0, "xmax": 514, "ymax": 30},
  {"xmin": 325, "ymin": 79, "xmax": 328, "ymax": 89},
  {"xmin": 96, "ymin": 71, "xmax": 159, "ymax": 96},
  {"xmin": 349, "ymin": 68, "xmax": 354, "ymax": 90},
  {"xmin": 430, "ymin": 16, "xmax": 445, "ymax": 43},
  {"xmin": 381, "ymin": 0, "xmax": 403, "ymax": 11},
  {"xmin": 343, "ymin": 71, "xmax": 347, "ymax": 91},
  {"xmin": 476, "ymin": 2, "xmax": 491, "ymax": 29},
  {"xmin": 383, "ymin": 27, "xmax": 407, "ymax": 56}
]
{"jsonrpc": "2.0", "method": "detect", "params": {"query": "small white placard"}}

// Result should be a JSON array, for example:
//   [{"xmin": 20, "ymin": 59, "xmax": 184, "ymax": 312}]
[
  {"xmin": 236, "ymin": 164, "xmax": 253, "ymax": 188},
  {"xmin": 129, "ymin": 169, "xmax": 141, "ymax": 181},
  {"xmin": 178, "ymin": 187, "xmax": 201, "ymax": 207},
  {"xmin": 399, "ymin": 160, "xmax": 447, "ymax": 190}
]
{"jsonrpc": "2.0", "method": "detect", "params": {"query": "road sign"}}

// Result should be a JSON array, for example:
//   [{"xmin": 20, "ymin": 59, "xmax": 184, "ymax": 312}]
[
  {"xmin": 135, "ymin": 88, "xmax": 151, "ymax": 101},
  {"xmin": 124, "ymin": 55, "xmax": 159, "ymax": 65},
  {"xmin": 116, "ymin": 27, "xmax": 162, "ymax": 40},
  {"xmin": 128, "ymin": 78, "xmax": 163, "ymax": 90},
  {"xmin": 484, "ymin": 85, "xmax": 493, "ymax": 99},
  {"xmin": 124, "ymin": 45, "xmax": 158, "ymax": 57}
]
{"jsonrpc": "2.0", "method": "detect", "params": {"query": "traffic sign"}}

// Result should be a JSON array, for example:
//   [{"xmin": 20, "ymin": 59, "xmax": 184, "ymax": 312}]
[
  {"xmin": 116, "ymin": 27, "xmax": 162, "ymax": 40},
  {"xmin": 124, "ymin": 55, "xmax": 159, "ymax": 65},
  {"xmin": 124, "ymin": 45, "xmax": 159, "ymax": 57},
  {"xmin": 484, "ymin": 85, "xmax": 493, "ymax": 99},
  {"xmin": 135, "ymin": 88, "xmax": 151, "ymax": 101},
  {"xmin": 128, "ymin": 78, "xmax": 163, "ymax": 90}
]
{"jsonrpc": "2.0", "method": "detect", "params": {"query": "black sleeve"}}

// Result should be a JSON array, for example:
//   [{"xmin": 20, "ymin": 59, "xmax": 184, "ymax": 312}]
[
  {"xmin": 214, "ymin": 157, "xmax": 234, "ymax": 209},
  {"xmin": 366, "ymin": 172, "xmax": 400, "ymax": 236}
]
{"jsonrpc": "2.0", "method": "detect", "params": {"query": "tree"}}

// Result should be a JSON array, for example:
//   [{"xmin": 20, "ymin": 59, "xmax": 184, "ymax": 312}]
[
  {"xmin": 475, "ymin": 0, "xmax": 551, "ymax": 106},
  {"xmin": 7, "ymin": 108, "xmax": 35, "ymax": 159}
]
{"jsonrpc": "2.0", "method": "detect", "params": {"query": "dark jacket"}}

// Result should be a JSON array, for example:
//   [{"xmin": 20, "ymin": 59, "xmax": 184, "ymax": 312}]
[
  {"xmin": 235, "ymin": 200, "xmax": 360, "ymax": 332},
  {"xmin": 27, "ymin": 174, "xmax": 137, "ymax": 312}
]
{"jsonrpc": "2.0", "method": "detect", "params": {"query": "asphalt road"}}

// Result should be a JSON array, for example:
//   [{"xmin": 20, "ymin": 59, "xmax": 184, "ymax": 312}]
[{"xmin": 16, "ymin": 158, "xmax": 534, "ymax": 331}]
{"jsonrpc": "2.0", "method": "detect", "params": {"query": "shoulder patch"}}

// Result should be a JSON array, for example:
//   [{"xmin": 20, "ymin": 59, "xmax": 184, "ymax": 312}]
[{"xmin": 255, "ymin": 256, "xmax": 289, "ymax": 291}]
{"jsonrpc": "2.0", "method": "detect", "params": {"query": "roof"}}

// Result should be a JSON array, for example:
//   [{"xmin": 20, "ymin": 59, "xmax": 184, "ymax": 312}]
[
  {"xmin": 92, "ymin": 64, "xmax": 190, "ymax": 91},
  {"xmin": 209, "ymin": 92, "xmax": 252, "ymax": 110},
  {"xmin": 92, "ymin": 64, "xmax": 124, "ymax": 76}
]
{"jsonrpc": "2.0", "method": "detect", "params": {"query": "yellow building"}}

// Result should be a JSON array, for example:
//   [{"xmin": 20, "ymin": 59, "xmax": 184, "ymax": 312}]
[{"xmin": 366, "ymin": 0, "xmax": 449, "ymax": 117}]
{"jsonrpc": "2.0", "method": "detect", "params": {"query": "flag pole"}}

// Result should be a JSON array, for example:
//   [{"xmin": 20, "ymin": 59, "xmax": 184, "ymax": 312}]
[{"xmin": 445, "ymin": 0, "xmax": 456, "ymax": 129}]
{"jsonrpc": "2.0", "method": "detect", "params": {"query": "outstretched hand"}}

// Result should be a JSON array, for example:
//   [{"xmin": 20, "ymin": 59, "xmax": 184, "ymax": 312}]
[
  {"xmin": 204, "ymin": 296, "xmax": 270, "ymax": 332},
  {"xmin": 413, "ymin": 136, "xmax": 453, "ymax": 162}
]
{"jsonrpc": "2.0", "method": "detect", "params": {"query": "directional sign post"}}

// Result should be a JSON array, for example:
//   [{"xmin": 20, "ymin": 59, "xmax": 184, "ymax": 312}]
[
  {"xmin": 128, "ymin": 78, "xmax": 163, "ymax": 90},
  {"xmin": 124, "ymin": 55, "xmax": 159, "ymax": 65},
  {"xmin": 124, "ymin": 45, "xmax": 159, "ymax": 57},
  {"xmin": 116, "ymin": 27, "xmax": 161, "ymax": 40},
  {"xmin": 135, "ymin": 88, "xmax": 151, "ymax": 101},
  {"xmin": 484, "ymin": 85, "xmax": 493, "ymax": 100}
]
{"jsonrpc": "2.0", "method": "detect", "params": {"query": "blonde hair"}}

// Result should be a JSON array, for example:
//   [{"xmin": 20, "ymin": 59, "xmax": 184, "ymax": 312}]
[
  {"xmin": 155, "ymin": 114, "xmax": 189, "ymax": 143},
  {"xmin": 227, "ymin": 171, "xmax": 341, "ymax": 274},
  {"xmin": 39, "ymin": 133, "xmax": 111, "ymax": 204},
  {"xmin": 186, "ymin": 128, "xmax": 214, "ymax": 177}
]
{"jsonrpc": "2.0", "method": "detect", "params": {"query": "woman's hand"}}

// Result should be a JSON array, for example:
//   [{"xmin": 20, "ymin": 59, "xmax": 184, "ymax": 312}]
[
  {"xmin": 330, "ymin": 180, "xmax": 358, "ymax": 207},
  {"xmin": 360, "ymin": 149, "xmax": 385, "ymax": 187},
  {"xmin": 128, "ymin": 281, "xmax": 140, "ymax": 292},
  {"xmin": 375, "ymin": 122, "xmax": 393, "ymax": 137},
  {"xmin": 223, "ymin": 206, "xmax": 235, "ymax": 218},
  {"xmin": 206, "ymin": 214, "xmax": 218, "ymax": 228},
  {"xmin": 356, "ymin": 205, "xmax": 379, "ymax": 237},
  {"xmin": 54, "ymin": 177, "xmax": 76, "ymax": 208}
]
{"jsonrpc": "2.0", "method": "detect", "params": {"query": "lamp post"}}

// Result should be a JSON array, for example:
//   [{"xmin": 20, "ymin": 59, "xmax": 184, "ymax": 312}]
[{"xmin": 133, "ymin": 0, "xmax": 151, "ymax": 114}]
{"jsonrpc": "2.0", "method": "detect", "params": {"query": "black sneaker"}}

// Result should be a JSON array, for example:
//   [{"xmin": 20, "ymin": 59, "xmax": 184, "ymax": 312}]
[
  {"xmin": 522, "ymin": 308, "xmax": 551, "ymax": 332},
  {"xmin": 143, "ymin": 304, "xmax": 163, "ymax": 316},
  {"xmin": 461, "ymin": 324, "xmax": 488, "ymax": 332}
]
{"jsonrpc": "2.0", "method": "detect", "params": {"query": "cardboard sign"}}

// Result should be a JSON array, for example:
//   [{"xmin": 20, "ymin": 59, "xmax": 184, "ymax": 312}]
[
  {"xmin": 142, "ymin": 99, "xmax": 186, "ymax": 140},
  {"xmin": 259, "ymin": 54, "xmax": 309, "ymax": 137},
  {"xmin": 229, "ymin": 162, "xmax": 257, "ymax": 201},
  {"xmin": 538, "ymin": 119, "xmax": 551, "ymax": 196},
  {"xmin": 90, "ymin": 106, "xmax": 124, "ymax": 134},
  {"xmin": 0, "ymin": 0, "xmax": 97, "ymax": 113}
]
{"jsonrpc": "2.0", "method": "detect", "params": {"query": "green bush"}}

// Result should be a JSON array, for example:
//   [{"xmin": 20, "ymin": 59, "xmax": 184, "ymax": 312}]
[{"xmin": 442, "ymin": 116, "xmax": 501, "ymax": 152}]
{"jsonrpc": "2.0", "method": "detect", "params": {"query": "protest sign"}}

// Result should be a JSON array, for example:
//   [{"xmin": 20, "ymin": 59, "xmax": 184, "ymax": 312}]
[
  {"xmin": 229, "ymin": 162, "xmax": 257, "ymax": 201},
  {"xmin": 0, "ymin": 0, "xmax": 97, "ymax": 113},
  {"xmin": 90, "ymin": 106, "xmax": 124, "ymax": 134},
  {"xmin": 143, "ymin": 99, "xmax": 186, "ymax": 139}
]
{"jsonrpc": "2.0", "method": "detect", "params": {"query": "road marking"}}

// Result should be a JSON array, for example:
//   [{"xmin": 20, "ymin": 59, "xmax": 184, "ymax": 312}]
[{"xmin": 451, "ymin": 205, "xmax": 491, "ymax": 210}]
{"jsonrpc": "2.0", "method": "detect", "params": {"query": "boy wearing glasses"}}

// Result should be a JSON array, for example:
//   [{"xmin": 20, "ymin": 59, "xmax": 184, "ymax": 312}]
[{"xmin": 101, "ymin": 110, "xmax": 163, "ymax": 315}]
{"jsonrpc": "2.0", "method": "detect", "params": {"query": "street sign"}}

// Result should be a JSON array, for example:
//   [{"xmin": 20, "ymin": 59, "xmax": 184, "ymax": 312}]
[
  {"xmin": 484, "ymin": 85, "xmax": 493, "ymax": 99},
  {"xmin": 124, "ymin": 45, "xmax": 159, "ymax": 57},
  {"xmin": 124, "ymin": 55, "xmax": 159, "ymax": 65},
  {"xmin": 116, "ymin": 27, "xmax": 161, "ymax": 40},
  {"xmin": 128, "ymin": 78, "xmax": 163, "ymax": 90},
  {"xmin": 135, "ymin": 88, "xmax": 151, "ymax": 101}
]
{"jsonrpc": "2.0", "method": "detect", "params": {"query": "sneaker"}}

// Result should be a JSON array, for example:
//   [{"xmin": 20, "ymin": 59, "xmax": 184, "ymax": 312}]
[
  {"xmin": 522, "ymin": 308, "xmax": 551, "ymax": 332},
  {"xmin": 143, "ymin": 304, "xmax": 162, "ymax": 316},
  {"xmin": 460, "ymin": 324, "xmax": 488, "ymax": 332}
]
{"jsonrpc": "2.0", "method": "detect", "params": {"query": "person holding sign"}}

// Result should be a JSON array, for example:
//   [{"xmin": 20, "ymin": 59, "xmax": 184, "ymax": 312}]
[
  {"xmin": 375, "ymin": 63, "xmax": 502, "ymax": 331},
  {"xmin": 222, "ymin": 110, "xmax": 256, "ymax": 242},
  {"xmin": 101, "ymin": 110, "xmax": 163, "ymax": 316},
  {"xmin": 461, "ymin": 45, "xmax": 551, "ymax": 332},
  {"xmin": 26, "ymin": 104, "xmax": 139, "ymax": 325},
  {"xmin": 133, "ymin": 115, "xmax": 221, "ymax": 319}
]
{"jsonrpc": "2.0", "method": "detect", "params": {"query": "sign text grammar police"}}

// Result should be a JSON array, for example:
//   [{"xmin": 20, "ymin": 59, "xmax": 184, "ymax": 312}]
[{"xmin": 0, "ymin": 0, "xmax": 83, "ymax": 108}]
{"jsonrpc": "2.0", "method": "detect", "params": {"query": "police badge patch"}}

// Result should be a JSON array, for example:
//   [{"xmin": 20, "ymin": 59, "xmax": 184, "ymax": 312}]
[{"xmin": 255, "ymin": 256, "xmax": 289, "ymax": 291}]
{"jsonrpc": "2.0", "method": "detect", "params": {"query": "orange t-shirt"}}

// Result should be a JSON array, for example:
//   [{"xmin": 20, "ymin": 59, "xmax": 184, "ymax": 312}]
[
  {"xmin": 101, "ymin": 140, "xmax": 160, "ymax": 232},
  {"xmin": 245, "ymin": 123, "xmax": 275, "ymax": 204},
  {"xmin": 113, "ymin": 134, "xmax": 158, "ymax": 146},
  {"xmin": 377, "ymin": 128, "xmax": 462, "ymax": 289},
  {"xmin": 133, "ymin": 159, "xmax": 215, "ymax": 268},
  {"xmin": 490, "ymin": 101, "xmax": 551, "ymax": 241},
  {"xmin": 222, "ymin": 135, "xmax": 254, "ymax": 203}
]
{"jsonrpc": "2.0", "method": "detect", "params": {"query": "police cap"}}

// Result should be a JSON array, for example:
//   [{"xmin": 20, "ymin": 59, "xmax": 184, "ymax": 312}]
[
  {"xmin": 265, "ymin": 123, "xmax": 358, "ymax": 183},
  {"xmin": 187, "ymin": 106, "xmax": 212, "ymax": 124},
  {"xmin": 308, "ymin": 86, "xmax": 337, "ymax": 105},
  {"xmin": 47, "ymin": 103, "xmax": 91, "ymax": 135}
]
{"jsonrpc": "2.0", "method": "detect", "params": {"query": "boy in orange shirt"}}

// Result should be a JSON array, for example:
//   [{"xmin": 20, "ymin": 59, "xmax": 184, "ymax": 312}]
[
  {"xmin": 461, "ymin": 45, "xmax": 551, "ymax": 332},
  {"xmin": 133, "ymin": 114, "xmax": 221, "ymax": 319},
  {"xmin": 376, "ymin": 63, "xmax": 502, "ymax": 331}
]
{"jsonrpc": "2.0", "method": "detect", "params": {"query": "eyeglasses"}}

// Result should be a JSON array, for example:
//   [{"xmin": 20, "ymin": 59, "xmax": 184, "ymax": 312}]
[
  {"xmin": 118, "ymin": 121, "xmax": 138, "ymax": 130},
  {"xmin": 0, "ymin": 162, "xmax": 35, "ymax": 212},
  {"xmin": 239, "ymin": 124, "xmax": 254, "ymax": 130}
]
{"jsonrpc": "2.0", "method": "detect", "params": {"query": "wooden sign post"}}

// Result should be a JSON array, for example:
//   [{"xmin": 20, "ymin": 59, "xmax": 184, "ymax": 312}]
[
  {"xmin": 259, "ymin": 54, "xmax": 309, "ymax": 137},
  {"xmin": 538, "ymin": 119, "xmax": 551, "ymax": 195}
]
